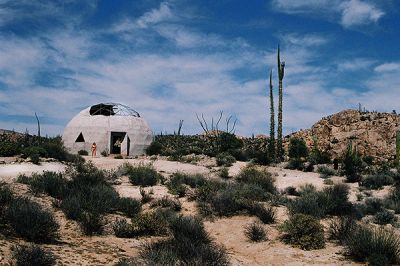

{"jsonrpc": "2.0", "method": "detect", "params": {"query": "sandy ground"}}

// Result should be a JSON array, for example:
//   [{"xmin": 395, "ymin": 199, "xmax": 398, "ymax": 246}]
[{"xmin": 0, "ymin": 156, "xmax": 379, "ymax": 265}]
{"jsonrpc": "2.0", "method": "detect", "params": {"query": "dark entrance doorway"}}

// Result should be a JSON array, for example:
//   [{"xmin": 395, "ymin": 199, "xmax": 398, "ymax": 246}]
[
  {"xmin": 127, "ymin": 136, "xmax": 131, "ymax": 156},
  {"xmin": 110, "ymin": 132, "xmax": 126, "ymax": 154}
]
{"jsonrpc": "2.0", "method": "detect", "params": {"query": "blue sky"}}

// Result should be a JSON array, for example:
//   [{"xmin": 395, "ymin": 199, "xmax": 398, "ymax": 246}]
[{"xmin": 0, "ymin": 0, "xmax": 399, "ymax": 136}]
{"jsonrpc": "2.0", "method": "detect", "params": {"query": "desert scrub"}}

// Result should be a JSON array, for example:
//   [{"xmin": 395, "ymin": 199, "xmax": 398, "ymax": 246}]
[
  {"xmin": 361, "ymin": 173, "xmax": 394, "ymax": 189},
  {"xmin": 219, "ymin": 167, "xmax": 230, "ymax": 179},
  {"xmin": 317, "ymin": 165, "xmax": 336, "ymax": 178},
  {"xmin": 344, "ymin": 226, "xmax": 400, "ymax": 265},
  {"xmin": 139, "ymin": 187, "xmax": 153, "ymax": 203},
  {"xmin": 246, "ymin": 202, "xmax": 276, "ymax": 224},
  {"xmin": 116, "ymin": 197, "xmax": 142, "ymax": 217},
  {"xmin": 137, "ymin": 215, "xmax": 229, "ymax": 265},
  {"xmin": 78, "ymin": 149, "xmax": 88, "ymax": 156},
  {"xmin": 328, "ymin": 216, "xmax": 357, "ymax": 244},
  {"xmin": 244, "ymin": 222, "xmax": 267, "ymax": 242},
  {"xmin": 113, "ymin": 219, "xmax": 136, "ymax": 238},
  {"xmin": 0, "ymin": 183, "xmax": 13, "ymax": 208},
  {"xmin": 374, "ymin": 210, "xmax": 397, "ymax": 225},
  {"xmin": 280, "ymin": 214, "xmax": 325, "ymax": 250},
  {"xmin": 12, "ymin": 244, "xmax": 56, "ymax": 266},
  {"xmin": 131, "ymin": 210, "xmax": 172, "ymax": 236},
  {"xmin": 167, "ymin": 172, "xmax": 207, "ymax": 197},
  {"xmin": 27, "ymin": 171, "xmax": 68, "ymax": 199},
  {"xmin": 288, "ymin": 183, "xmax": 353, "ymax": 218},
  {"xmin": 127, "ymin": 164, "xmax": 161, "ymax": 186},
  {"xmin": 235, "ymin": 166, "xmax": 277, "ymax": 195},
  {"xmin": 150, "ymin": 196, "xmax": 182, "ymax": 211},
  {"xmin": 5, "ymin": 197, "xmax": 59, "ymax": 243},
  {"xmin": 363, "ymin": 197, "xmax": 385, "ymax": 215},
  {"xmin": 216, "ymin": 152, "xmax": 236, "ymax": 167}
]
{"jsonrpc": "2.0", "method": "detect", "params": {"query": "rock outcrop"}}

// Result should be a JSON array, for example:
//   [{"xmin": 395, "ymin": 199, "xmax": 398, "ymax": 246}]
[{"xmin": 284, "ymin": 109, "xmax": 400, "ymax": 162}]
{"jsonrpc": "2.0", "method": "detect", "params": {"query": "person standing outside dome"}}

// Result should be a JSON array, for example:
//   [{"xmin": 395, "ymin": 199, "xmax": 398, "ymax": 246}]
[{"xmin": 91, "ymin": 142, "xmax": 97, "ymax": 157}]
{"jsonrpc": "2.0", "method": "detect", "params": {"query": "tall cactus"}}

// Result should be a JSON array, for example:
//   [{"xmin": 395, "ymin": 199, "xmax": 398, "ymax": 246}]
[
  {"xmin": 396, "ymin": 130, "xmax": 400, "ymax": 166},
  {"xmin": 277, "ymin": 45, "xmax": 285, "ymax": 161},
  {"xmin": 268, "ymin": 70, "xmax": 275, "ymax": 160}
]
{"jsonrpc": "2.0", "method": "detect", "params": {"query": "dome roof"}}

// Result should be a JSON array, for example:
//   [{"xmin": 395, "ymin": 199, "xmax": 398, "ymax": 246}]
[{"xmin": 88, "ymin": 103, "xmax": 140, "ymax": 117}]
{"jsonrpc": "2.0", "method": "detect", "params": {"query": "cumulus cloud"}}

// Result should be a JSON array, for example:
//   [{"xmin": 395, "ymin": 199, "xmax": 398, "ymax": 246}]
[{"xmin": 271, "ymin": 0, "xmax": 385, "ymax": 28}]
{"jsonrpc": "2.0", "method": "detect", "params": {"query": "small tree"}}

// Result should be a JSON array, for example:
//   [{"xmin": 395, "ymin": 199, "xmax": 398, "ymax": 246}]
[
  {"xmin": 342, "ymin": 141, "xmax": 364, "ymax": 182},
  {"xmin": 288, "ymin": 138, "xmax": 308, "ymax": 159}
]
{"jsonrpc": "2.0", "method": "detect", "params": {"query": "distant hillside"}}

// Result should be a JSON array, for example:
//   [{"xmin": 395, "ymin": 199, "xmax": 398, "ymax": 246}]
[{"xmin": 284, "ymin": 109, "xmax": 400, "ymax": 162}]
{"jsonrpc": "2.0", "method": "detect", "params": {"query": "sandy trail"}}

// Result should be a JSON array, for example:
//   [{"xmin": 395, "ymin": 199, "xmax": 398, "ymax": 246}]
[{"xmin": 0, "ymin": 162, "xmax": 66, "ymax": 182}]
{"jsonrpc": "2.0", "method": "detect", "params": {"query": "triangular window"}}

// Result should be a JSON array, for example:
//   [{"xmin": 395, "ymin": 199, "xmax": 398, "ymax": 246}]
[{"xmin": 75, "ymin": 132, "xmax": 85, "ymax": 142}]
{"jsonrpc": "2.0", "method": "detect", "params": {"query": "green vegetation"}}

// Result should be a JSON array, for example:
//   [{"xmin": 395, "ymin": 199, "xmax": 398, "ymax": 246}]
[
  {"xmin": 344, "ymin": 226, "xmax": 400, "ymax": 265},
  {"xmin": 216, "ymin": 152, "xmax": 236, "ymax": 167},
  {"xmin": 288, "ymin": 183, "xmax": 353, "ymax": 218},
  {"xmin": 328, "ymin": 216, "xmax": 357, "ymax": 244},
  {"xmin": 343, "ymin": 141, "xmax": 364, "ymax": 182},
  {"xmin": 244, "ymin": 222, "xmax": 267, "ymax": 242},
  {"xmin": 5, "ymin": 197, "xmax": 59, "ymax": 243},
  {"xmin": 127, "ymin": 164, "xmax": 162, "ymax": 187},
  {"xmin": 137, "ymin": 215, "xmax": 229, "ymax": 265},
  {"xmin": 12, "ymin": 244, "xmax": 56, "ymax": 266},
  {"xmin": 78, "ymin": 149, "xmax": 88, "ymax": 155},
  {"xmin": 280, "ymin": 214, "xmax": 325, "ymax": 250}
]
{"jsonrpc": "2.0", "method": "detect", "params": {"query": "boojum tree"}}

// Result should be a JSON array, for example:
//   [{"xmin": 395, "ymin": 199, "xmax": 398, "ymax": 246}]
[
  {"xmin": 277, "ymin": 45, "xmax": 285, "ymax": 161},
  {"xmin": 268, "ymin": 70, "xmax": 276, "ymax": 161}
]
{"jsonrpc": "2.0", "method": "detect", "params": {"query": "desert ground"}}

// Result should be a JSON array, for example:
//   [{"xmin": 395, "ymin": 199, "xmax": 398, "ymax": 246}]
[{"xmin": 0, "ymin": 155, "xmax": 383, "ymax": 265}]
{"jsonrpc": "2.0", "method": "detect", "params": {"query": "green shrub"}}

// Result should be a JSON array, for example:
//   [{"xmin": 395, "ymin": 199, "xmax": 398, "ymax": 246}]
[
  {"xmin": 146, "ymin": 141, "xmax": 163, "ymax": 155},
  {"xmin": 117, "ymin": 197, "xmax": 142, "ymax": 217},
  {"xmin": 5, "ymin": 197, "xmax": 59, "ymax": 243},
  {"xmin": 131, "ymin": 211, "xmax": 171, "ymax": 236},
  {"xmin": 170, "ymin": 215, "xmax": 210, "ymax": 244},
  {"xmin": 246, "ymin": 202, "xmax": 276, "ymax": 224},
  {"xmin": 219, "ymin": 167, "xmax": 230, "ymax": 179},
  {"xmin": 101, "ymin": 149, "xmax": 109, "ymax": 157},
  {"xmin": 137, "ymin": 215, "xmax": 228, "ymax": 265},
  {"xmin": 150, "ymin": 196, "xmax": 182, "ymax": 212},
  {"xmin": 285, "ymin": 158, "xmax": 305, "ymax": 170},
  {"xmin": 128, "ymin": 164, "xmax": 161, "ymax": 187},
  {"xmin": 12, "ymin": 244, "xmax": 56, "ymax": 266},
  {"xmin": 317, "ymin": 166, "xmax": 336, "ymax": 178},
  {"xmin": 167, "ymin": 172, "xmax": 207, "ymax": 196},
  {"xmin": 244, "ymin": 222, "xmax": 267, "ymax": 242},
  {"xmin": 280, "ymin": 214, "xmax": 325, "ymax": 250},
  {"xmin": 288, "ymin": 138, "xmax": 308, "ymax": 159},
  {"xmin": 30, "ymin": 153, "xmax": 40, "ymax": 164},
  {"xmin": 328, "ymin": 216, "xmax": 357, "ymax": 244},
  {"xmin": 79, "ymin": 211, "xmax": 104, "ymax": 236},
  {"xmin": 364, "ymin": 198, "xmax": 384, "ymax": 215},
  {"xmin": 0, "ymin": 140, "xmax": 20, "ymax": 156},
  {"xmin": 78, "ymin": 149, "xmax": 88, "ymax": 156},
  {"xmin": 0, "ymin": 184, "xmax": 14, "ymax": 208},
  {"xmin": 115, "ymin": 155, "xmax": 123, "ymax": 159},
  {"xmin": 216, "ymin": 152, "xmax": 236, "ymax": 167},
  {"xmin": 113, "ymin": 219, "xmax": 136, "ymax": 238},
  {"xmin": 28, "ymin": 171, "xmax": 68, "ymax": 199},
  {"xmin": 235, "ymin": 166, "xmax": 276, "ymax": 194},
  {"xmin": 69, "ymin": 161, "xmax": 108, "ymax": 186},
  {"xmin": 362, "ymin": 174, "xmax": 394, "ymax": 189},
  {"xmin": 283, "ymin": 186, "xmax": 300, "ymax": 196},
  {"xmin": 344, "ymin": 226, "xmax": 400, "ymax": 264},
  {"xmin": 139, "ymin": 187, "xmax": 153, "ymax": 203},
  {"xmin": 375, "ymin": 210, "xmax": 397, "ymax": 225},
  {"xmin": 288, "ymin": 184, "xmax": 353, "ymax": 218},
  {"xmin": 343, "ymin": 142, "xmax": 364, "ymax": 183}
]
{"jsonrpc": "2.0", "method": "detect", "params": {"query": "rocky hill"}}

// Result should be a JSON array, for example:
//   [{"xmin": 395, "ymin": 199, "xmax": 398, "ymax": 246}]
[{"xmin": 284, "ymin": 109, "xmax": 400, "ymax": 162}]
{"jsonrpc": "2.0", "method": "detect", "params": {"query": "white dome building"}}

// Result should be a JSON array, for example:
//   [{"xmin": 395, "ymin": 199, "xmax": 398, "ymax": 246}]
[{"xmin": 62, "ymin": 103, "xmax": 152, "ymax": 156}]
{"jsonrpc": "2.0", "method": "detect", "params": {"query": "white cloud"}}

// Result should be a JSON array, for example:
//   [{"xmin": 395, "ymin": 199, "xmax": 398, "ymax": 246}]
[
  {"xmin": 271, "ymin": 0, "xmax": 385, "ymax": 28},
  {"xmin": 137, "ymin": 2, "xmax": 174, "ymax": 28},
  {"xmin": 340, "ymin": 0, "xmax": 384, "ymax": 27},
  {"xmin": 337, "ymin": 58, "xmax": 376, "ymax": 71},
  {"xmin": 374, "ymin": 62, "xmax": 400, "ymax": 73}
]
